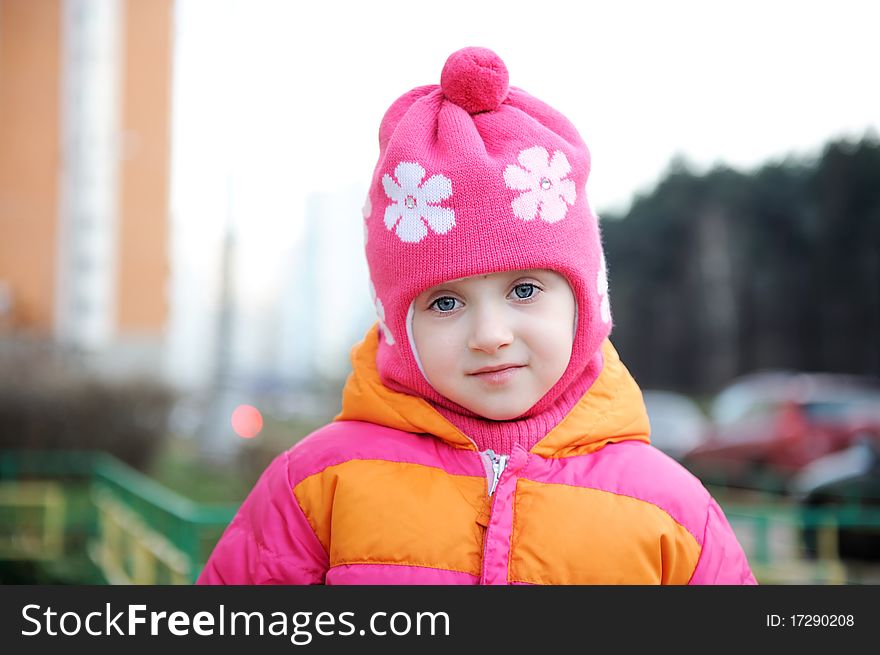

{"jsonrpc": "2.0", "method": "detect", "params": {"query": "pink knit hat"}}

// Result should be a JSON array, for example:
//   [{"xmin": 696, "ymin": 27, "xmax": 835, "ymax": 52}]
[{"xmin": 363, "ymin": 46, "xmax": 612, "ymax": 424}]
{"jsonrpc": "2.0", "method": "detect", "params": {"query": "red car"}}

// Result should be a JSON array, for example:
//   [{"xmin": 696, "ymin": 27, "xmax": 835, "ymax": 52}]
[{"xmin": 681, "ymin": 371, "xmax": 880, "ymax": 491}]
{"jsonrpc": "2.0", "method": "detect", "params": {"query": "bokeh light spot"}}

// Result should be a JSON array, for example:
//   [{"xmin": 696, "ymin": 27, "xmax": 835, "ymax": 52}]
[{"xmin": 232, "ymin": 404, "xmax": 263, "ymax": 439}]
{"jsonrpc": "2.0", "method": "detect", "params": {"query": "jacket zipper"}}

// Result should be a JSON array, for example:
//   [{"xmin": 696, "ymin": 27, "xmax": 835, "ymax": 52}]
[
  {"xmin": 480, "ymin": 449, "xmax": 511, "ymax": 584},
  {"xmin": 484, "ymin": 449, "xmax": 509, "ymax": 496}
]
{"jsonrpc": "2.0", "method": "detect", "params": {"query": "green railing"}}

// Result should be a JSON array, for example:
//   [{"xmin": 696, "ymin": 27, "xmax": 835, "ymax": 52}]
[
  {"xmin": 0, "ymin": 450, "xmax": 238, "ymax": 584},
  {"xmin": 718, "ymin": 498, "xmax": 880, "ymax": 584}
]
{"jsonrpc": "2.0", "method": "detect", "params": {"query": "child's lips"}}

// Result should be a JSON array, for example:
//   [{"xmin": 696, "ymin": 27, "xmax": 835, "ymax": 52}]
[{"xmin": 468, "ymin": 364, "xmax": 525, "ymax": 385}]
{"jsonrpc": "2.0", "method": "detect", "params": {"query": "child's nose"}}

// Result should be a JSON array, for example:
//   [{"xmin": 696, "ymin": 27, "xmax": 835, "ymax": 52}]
[{"xmin": 467, "ymin": 307, "xmax": 514, "ymax": 354}]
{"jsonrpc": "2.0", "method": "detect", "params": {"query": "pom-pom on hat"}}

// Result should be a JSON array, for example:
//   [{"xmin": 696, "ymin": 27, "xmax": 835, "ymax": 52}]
[
  {"xmin": 363, "ymin": 46, "xmax": 612, "ymax": 424},
  {"xmin": 440, "ymin": 47, "xmax": 510, "ymax": 113}
]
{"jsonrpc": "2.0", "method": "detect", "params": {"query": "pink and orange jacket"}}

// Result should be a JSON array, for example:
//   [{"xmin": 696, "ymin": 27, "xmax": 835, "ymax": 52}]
[{"xmin": 198, "ymin": 328, "xmax": 757, "ymax": 585}]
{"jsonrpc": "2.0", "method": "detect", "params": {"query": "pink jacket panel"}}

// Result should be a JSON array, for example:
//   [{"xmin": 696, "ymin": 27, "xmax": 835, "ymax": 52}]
[
  {"xmin": 196, "ymin": 451, "xmax": 328, "ymax": 585},
  {"xmin": 688, "ymin": 499, "xmax": 758, "ymax": 585},
  {"xmin": 326, "ymin": 564, "xmax": 479, "ymax": 585}
]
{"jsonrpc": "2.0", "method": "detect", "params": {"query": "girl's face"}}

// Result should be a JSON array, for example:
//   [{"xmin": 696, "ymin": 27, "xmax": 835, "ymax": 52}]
[{"xmin": 410, "ymin": 269, "xmax": 576, "ymax": 420}]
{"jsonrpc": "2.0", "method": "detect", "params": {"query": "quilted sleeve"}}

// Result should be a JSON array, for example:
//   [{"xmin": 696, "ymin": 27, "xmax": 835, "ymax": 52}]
[
  {"xmin": 688, "ymin": 497, "xmax": 758, "ymax": 585},
  {"xmin": 196, "ymin": 450, "xmax": 329, "ymax": 585}
]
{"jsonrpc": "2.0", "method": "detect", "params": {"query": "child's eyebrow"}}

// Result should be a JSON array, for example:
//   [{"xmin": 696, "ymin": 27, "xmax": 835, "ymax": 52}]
[{"xmin": 421, "ymin": 285, "xmax": 461, "ymax": 298}]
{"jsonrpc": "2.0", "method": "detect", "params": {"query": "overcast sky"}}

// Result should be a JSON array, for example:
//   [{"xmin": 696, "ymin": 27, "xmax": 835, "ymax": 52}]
[{"xmin": 173, "ymin": 0, "xmax": 878, "ymax": 215}]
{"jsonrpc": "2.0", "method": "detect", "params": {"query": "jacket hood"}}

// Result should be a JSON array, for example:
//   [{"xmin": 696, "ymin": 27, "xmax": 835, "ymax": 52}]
[{"xmin": 336, "ymin": 324, "xmax": 650, "ymax": 457}]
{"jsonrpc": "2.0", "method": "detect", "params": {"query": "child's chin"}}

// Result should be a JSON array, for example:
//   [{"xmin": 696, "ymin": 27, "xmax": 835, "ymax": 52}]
[{"xmin": 472, "ymin": 404, "xmax": 529, "ymax": 422}]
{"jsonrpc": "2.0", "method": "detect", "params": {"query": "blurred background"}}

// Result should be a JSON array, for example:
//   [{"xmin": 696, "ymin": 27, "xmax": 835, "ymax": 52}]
[{"xmin": 1, "ymin": 0, "xmax": 878, "ymax": 584}]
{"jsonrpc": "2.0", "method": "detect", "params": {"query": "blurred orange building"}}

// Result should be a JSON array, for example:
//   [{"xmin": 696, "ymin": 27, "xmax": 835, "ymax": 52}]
[{"xmin": 0, "ymin": 0, "xmax": 174, "ymax": 373}]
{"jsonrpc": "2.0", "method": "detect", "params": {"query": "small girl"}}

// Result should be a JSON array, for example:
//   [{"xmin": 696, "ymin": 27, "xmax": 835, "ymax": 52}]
[{"xmin": 198, "ymin": 47, "xmax": 756, "ymax": 585}]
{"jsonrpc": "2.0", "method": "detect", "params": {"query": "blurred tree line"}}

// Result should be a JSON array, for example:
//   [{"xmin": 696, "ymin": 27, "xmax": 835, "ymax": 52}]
[
  {"xmin": 0, "ymin": 338, "xmax": 173, "ymax": 470},
  {"xmin": 602, "ymin": 134, "xmax": 880, "ymax": 395}
]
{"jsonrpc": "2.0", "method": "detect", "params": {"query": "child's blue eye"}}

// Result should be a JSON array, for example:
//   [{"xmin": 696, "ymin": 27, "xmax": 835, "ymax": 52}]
[
  {"xmin": 513, "ymin": 283, "xmax": 536, "ymax": 299},
  {"xmin": 431, "ymin": 297, "xmax": 459, "ymax": 312}
]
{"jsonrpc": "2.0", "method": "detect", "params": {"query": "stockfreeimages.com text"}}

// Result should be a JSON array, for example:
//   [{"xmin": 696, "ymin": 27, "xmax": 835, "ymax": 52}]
[{"xmin": 21, "ymin": 603, "xmax": 450, "ymax": 644}]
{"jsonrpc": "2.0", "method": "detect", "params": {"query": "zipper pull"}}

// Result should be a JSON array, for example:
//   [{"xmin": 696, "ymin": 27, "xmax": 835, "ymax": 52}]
[{"xmin": 485, "ymin": 449, "xmax": 509, "ymax": 497}]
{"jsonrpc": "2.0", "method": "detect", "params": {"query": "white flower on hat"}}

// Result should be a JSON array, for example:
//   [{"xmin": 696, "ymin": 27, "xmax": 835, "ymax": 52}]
[
  {"xmin": 597, "ymin": 250, "xmax": 611, "ymax": 324},
  {"xmin": 503, "ymin": 146, "xmax": 577, "ymax": 223},
  {"xmin": 362, "ymin": 194, "xmax": 372, "ymax": 245},
  {"xmin": 362, "ymin": 194, "xmax": 372, "ymax": 220},
  {"xmin": 382, "ymin": 162, "xmax": 455, "ymax": 243},
  {"xmin": 369, "ymin": 281, "xmax": 395, "ymax": 346}
]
